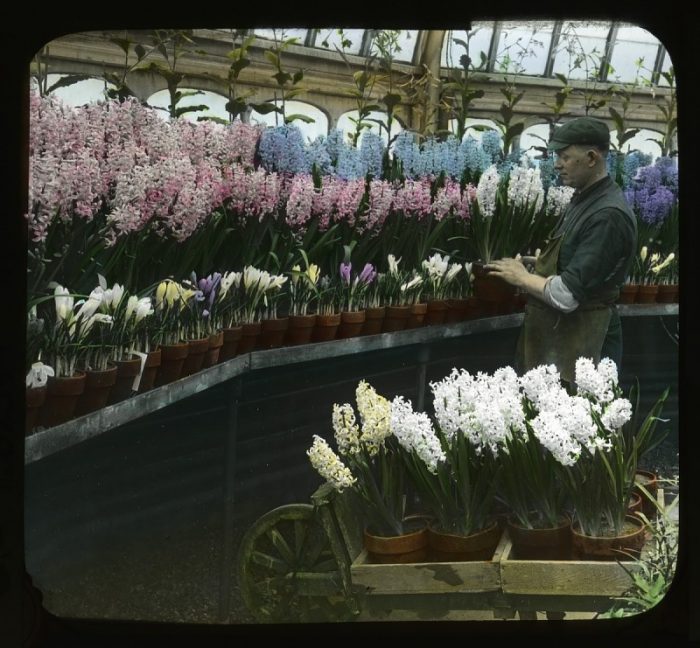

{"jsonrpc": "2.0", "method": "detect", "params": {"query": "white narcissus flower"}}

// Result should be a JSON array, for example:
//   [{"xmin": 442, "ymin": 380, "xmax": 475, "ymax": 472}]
[
  {"xmin": 26, "ymin": 362, "xmax": 54, "ymax": 388},
  {"xmin": 306, "ymin": 435, "xmax": 356, "ymax": 492}
]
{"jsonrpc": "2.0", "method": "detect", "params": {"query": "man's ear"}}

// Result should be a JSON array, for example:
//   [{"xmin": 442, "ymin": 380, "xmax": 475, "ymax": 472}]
[{"xmin": 586, "ymin": 148, "xmax": 600, "ymax": 166}]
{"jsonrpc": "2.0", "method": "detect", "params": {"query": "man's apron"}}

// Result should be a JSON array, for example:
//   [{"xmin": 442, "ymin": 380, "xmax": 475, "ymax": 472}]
[{"xmin": 516, "ymin": 218, "xmax": 617, "ymax": 384}]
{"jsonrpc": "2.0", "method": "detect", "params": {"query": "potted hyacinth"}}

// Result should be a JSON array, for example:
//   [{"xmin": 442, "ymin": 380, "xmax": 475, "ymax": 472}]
[
  {"xmin": 307, "ymin": 380, "xmax": 428, "ymax": 563},
  {"xmin": 560, "ymin": 358, "xmax": 668, "ymax": 560},
  {"xmin": 420, "ymin": 367, "xmax": 518, "ymax": 560},
  {"xmin": 497, "ymin": 363, "xmax": 577, "ymax": 559},
  {"xmin": 470, "ymin": 162, "xmax": 551, "ymax": 310}
]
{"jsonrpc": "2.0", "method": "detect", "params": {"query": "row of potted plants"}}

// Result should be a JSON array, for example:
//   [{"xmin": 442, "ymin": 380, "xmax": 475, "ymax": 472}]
[
  {"xmin": 26, "ymin": 252, "xmax": 531, "ymax": 435},
  {"xmin": 619, "ymin": 248, "xmax": 679, "ymax": 304},
  {"xmin": 307, "ymin": 358, "xmax": 668, "ymax": 563}
]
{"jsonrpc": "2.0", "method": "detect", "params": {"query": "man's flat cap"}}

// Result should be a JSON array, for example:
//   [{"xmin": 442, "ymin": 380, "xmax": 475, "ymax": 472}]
[{"xmin": 548, "ymin": 117, "xmax": 610, "ymax": 151}]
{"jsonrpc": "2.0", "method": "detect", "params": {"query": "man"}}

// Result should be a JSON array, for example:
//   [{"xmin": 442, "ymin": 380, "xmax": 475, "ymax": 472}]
[{"xmin": 484, "ymin": 116, "xmax": 637, "ymax": 384}]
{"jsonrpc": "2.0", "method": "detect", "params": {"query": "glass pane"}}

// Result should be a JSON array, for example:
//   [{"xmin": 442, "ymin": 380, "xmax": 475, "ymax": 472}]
[
  {"xmin": 252, "ymin": 28, "xmax": 308, "ymax": 45},
  {"xmin": 250, "ymin": 100, "xmax": 329, "ymax": 142},
  {"xmin": 393, "ymin": 29, "xmax": 419, "ymax": 62},
  {"xmin": 659, "ymin": 50, "xmax": 673, "ymax": 86},
  {"xmin": 315, "ymin": 28, "xmax": 365, "ymax": 54},
  {"xmin": 608, "ymin": 26, "xmax": 660, "ymax": 84},
  {"xmin": 552, "ymin": 23, "xmax": 611, "ymax": 80},
  {"xmin": 441, "ymin": 24, "xmax": 495, "ymax": 69},
  {"xmin": 494, "ymin": 24, "xmax": 553, "ymax": 76},
  {"xmin": 41, "ymin": 75, "xmax": 113, "ymax": 106}
]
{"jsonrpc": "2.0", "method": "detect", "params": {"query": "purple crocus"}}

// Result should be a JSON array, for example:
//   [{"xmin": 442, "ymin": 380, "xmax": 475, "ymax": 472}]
[
  {"xmin": 340, "ymin": 262, "xmax": 352, "ymax": 285},
  {"xmin": 358, "ymin": 263, "xmax": 377, "ymax": 285}
]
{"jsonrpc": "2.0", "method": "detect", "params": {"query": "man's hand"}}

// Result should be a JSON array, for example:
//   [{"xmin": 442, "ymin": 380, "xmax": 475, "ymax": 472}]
[{"xmin": 483, "ymin": 257, "xmax": 531, "ymax": 288}]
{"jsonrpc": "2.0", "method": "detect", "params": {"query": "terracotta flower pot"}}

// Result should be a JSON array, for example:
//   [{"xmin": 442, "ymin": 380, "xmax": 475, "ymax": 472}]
[
  {"xmin": 203, "ymin": 330, "xmax": 224, "ymax": 368},
  {"xmin": 382, "ymin": 305, "xmax": 410, "ymax": 332},
  {"xmin": 336, "ymin": 310, "xmax": 365, "ymax": 339},
  {"xmin": 40, "ymin": 372, "xmax": 86, "ymax": 428},
  {"xmin": 506, "ymin": 516, "xmax": 572, "ymax": 560},
  {"xmin": 618, "ymin": 284, "xmax": 640, "ymax": 304},
  {"xmin": 285, "ymin": 314, "xmax": 317, "ymax": 346},
  {"xmin": 182, "ymin": 337, "xmax": 210, "ymax": 376},
  {"xmin": 136, "ymin": 349, "xmax": 162, "ymax": 393},
  {"xmin": 656, "ymin": 284, "xmax": 678, "ymax": 303},
  {"xmin": 463, "ymin": 296, "xmax": 481, "ymax": 320},
  {"xmin": 571, "ymin": 516, "xmax": 646, "ymax": 561},
  {"xmin": 627, "ymin": 492, "xmax": 643, "ymax": 517},
  {"xmin": 75, "ymin": 365, "xmax": 118, "ymax": 416},
  {"xmin": 257, "ymin": 317, "xmax": 289, "ymax": 350},
  {"xmin": 636, "ymin": 284, "xmax": 659, "ymax": 303},
  {"xmin": 220, "ymin": 327, "xmax": 243, "ymax": 362},
  {"xmin": 26, "ymin": 385, "xmax": 47, "ymax": 436},
  {"xmin": 472, "ymin": 262, "xmax": 517, "ymax": 315},
  {"xmin": 406, "ymin": 303, "xmax": 427, "ymax": 329},
  {"xmin": 155, "ymin": 343, "xmax": 189, "ymax": 387},
  {"xmin": 363, "ymin": 523, "xmax": 428, "ymax": 564},
  {"xmin": 361, "ymin": 307, "xmax": 385, "ymax": 336},
  {"xmin": 237, "ymin": 322, "xmax": 262, "ymax": 354},
  {"xmin": 425, "ymin": 299, "xmax": 449, "ymax": 326},
  {"xmin": 311, "ymin": 313, "xmax": 341, "ymax": 342},
  {"xmin": 108, "ymin": 356, "xmax": 142, "ymax": 404},
  {"xmin": 428, "ymin": 520, "xmax": 501, "ymax": 562},
  {"xmin": 446, "ymin": 298, "xmax": 469, "ymax": 323}
]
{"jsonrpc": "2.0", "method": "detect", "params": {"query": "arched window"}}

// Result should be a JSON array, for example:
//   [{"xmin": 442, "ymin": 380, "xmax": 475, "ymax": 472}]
[
  {"xmin": 519, "ymin": 123, "xmax": 551, "ymax": 158},
  {"xmin": 35, "ymin": 74, "xmax": 114, "ymax": 106},
  {"xmin": 249, "ymin": 100, "xmax": 329, "ymax": 142},
  {"xmin": 448, "ymin": 118, "xmax": 499, "ymax": 143},
  {"xmin": 610, "ymin": 128, "xmax": 665, "ymax": 159}
]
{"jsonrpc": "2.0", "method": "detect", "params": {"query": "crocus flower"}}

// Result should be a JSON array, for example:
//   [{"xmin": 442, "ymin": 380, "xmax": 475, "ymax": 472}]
[
  {"xmin": 340, "ymin": 262, "xmax": 352, "ymax": 285},
  {"xmin": 358, "ymin": 263, "xmax": 377, "ymax": 285},
  {"xmin": 26, "ymin": 361, "xmax": 54, "ymax": 388},
  {"xmin": 54, "ymin": 285, "xmax": 73, "ymax": 321}
]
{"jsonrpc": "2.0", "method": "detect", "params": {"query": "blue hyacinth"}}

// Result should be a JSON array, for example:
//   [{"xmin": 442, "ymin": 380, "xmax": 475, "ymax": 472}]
[
  {"xmin": 336, "ymin": 144, "xmax": 365, "ymax": 180},
  {"xmin": 306, "ymin": 135, "xmax": 333, "ymax": 175},
  {"xmin": 537, "ymin": 156, "xmax": 557, "ymax": 191},
  {"xmin": 392, "ymin": 130, "xmax": 419, "ymax": 178},
  {"xmin": 325, "ymin": 128, "xmax": 346, "ymax": 167},
  {"xmin": 461, "ymin": 136, "xmax": 492, "ymax": 177},
  {"xmin": 360, "ymin": 131, "xmax": 385, "ymax": 178},
  {"xmin": 258, "ymin": 124, "xmax": 308, "ymax": 174},
  {"xmin": 481, "ymin": 129, "xmax": 504, "ymax": 162}
]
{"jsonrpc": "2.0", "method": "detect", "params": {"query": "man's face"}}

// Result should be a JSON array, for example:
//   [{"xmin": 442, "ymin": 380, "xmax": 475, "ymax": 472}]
[{"xmin": 553, "ymin": 145, "xmax": 597, "ymax": 189}]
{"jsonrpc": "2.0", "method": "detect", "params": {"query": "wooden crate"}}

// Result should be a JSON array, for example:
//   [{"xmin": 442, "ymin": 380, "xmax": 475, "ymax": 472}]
[{"xmin": 350, "ymin": 529, "xmax": 508, "ymax": 595}]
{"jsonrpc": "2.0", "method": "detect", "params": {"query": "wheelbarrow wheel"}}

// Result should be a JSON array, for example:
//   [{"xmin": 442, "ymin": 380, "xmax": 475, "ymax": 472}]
[{"xmin": 237, "ymin": 503, "xmax": 355, "ymax": 623}]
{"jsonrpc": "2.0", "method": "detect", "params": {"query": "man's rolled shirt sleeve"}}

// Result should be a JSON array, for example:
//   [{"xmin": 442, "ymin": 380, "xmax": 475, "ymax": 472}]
[{"xmin": 558, "ymin": 208, "xmax": 635, "ymax": 304}]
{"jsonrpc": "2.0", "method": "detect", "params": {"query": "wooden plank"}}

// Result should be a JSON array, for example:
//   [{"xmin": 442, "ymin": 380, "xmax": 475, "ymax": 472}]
[
  {"xmin": 351, "ymin": 549, "xmax": 502, "ymax": 594},
  {"xmin": 499, "ymin": 531, "xmax": 639, "ymax": 596}
]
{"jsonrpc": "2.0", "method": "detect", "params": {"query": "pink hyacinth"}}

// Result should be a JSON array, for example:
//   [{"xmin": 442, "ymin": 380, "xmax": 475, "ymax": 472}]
[{"xmin": 285, "ymin": 174, "xmax": 316, "ymax": 230}]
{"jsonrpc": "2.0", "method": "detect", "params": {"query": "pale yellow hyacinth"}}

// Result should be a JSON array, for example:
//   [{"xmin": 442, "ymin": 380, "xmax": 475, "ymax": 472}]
[
  {"xmin": 307, "ymin": 435, "xmax": 356, "ymax": 492},
  {"xmin": 355, "ymin": 380, "xmax": 392, "ymax": 455}
]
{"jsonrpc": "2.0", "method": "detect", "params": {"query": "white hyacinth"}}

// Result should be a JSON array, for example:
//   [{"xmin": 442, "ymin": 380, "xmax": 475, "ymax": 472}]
[
  {"xmin": 575, "ymin": 357, "xmax": 617, "ymax": 404},
  {"xmin": 390, "ymin": 395, "xmax": 446, "ymax": 473},
  {"xmin": 332, "ymin": 403, "xmax": 361, "ymax": 455},
  {"xmin": 519, "ymin": 364, "xmax": 562, "ymax": 409},
  {"xmin": 545, "ymin": 185, "xmax": 575, "ymax": 216},
  {"xmin": 506, "ymin": 164, "xmax": 544, "ymax": 211},
  {"xmin": 601, "ymin": 398, "xmax": 633, "ymax": 432},
  {"xmin": 530, "ymin": 410, "xmax": 581, "ymax": 466},
  {"xmin": 475, "ymin": 165, "xmax": 500, "ymax": 218},
  {"xmin": 307, "ymin": 435, "xmax": 356, "ymax": 492}
]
